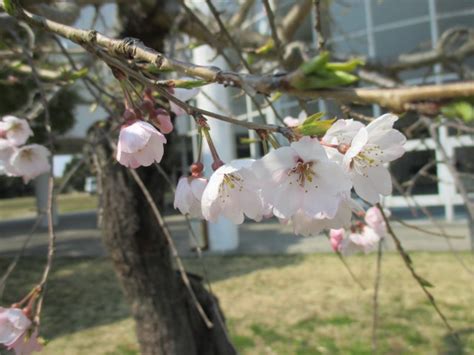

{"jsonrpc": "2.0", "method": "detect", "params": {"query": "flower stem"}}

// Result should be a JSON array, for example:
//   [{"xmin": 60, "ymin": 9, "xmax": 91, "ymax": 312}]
[
  {"xmin": 196, "ymin": 128, "xmax": 203, "ymax": 163},
  {"xmin": 202, "ymin": 127, "xmax": 222, "ymax": 168},
  {"xmin": 267, "ymin": 133, "xmax": 281, "ymax": 149}
]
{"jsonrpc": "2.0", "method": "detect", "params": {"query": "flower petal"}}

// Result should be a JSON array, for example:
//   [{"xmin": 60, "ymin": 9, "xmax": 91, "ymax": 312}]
[{"xmin": 291, "ymin": 137, "xmax": 328, "ymax": 162}]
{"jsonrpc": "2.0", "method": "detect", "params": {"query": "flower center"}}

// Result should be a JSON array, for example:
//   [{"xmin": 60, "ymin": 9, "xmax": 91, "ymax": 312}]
[
  {"xmin": 20, "ymin": 149, "xmax": 34, "ymax": 161},
  {"xmin": 288, "ymin": 160, "xmax": 316, "ymax": 188},
  {"xmin": 9, "ymin": 122, "xmax": 22, "ymax": 132},
  {"xmin": 219, "ymin": 173, "xmax": 244, "ymax": 201},
  {"xmin": 351, "ymin": 144, "xmax": 382, "ymax": 173}
]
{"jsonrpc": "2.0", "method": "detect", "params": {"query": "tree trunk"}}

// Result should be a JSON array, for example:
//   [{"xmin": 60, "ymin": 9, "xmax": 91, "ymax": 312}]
[{"xmin": 91, "ymin": 132, "xmax": 236, "ymax": 355}]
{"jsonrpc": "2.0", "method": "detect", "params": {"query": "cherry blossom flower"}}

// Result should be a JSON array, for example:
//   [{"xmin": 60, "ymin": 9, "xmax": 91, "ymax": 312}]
[
  {"xmin": 116, "ymin": 120, "xmax": 167, "ymax": 168},
  {"xmin": 365, "ymin": 206, "xmax": 390, "ymax": 237},
  {"xmin": 327, "ymin": 206, "xmax": 390, "ymax": 255},
  {"xmin": 339, "ymin": 226, "xmax": 381, "ymax": 255},
  {"xmin": 323, "ymin": 119, "xmax": 364, "ymax": 144},
  {"xmin": 174, "ymin": 176, "xmax": 207, "ymax": 218},
  {"xmin": 9, "ymin": 145, "xmax": 50, "ymax": 183},
  {"xmin": 253, "ymin": 136, "xmax": 352, "ymax": 220},
  {"xmin": 0, "ymin": 116, "xmax": 33, "ymax": 146},
  {"xmin": 201, "ymin": 159, "xmax": 266, "ymax": 224},
  {"xmin": 8, "ymin": 329, "xmax": 42, "ymax": 355},
  {"xmin": 329, "ymin": 228, "xmax": 344, "ymax": 252},
  {"xmin": 290, "ymin": 195, "xmax": 362, "ymax": 237},
  {"xmin": 283, "ymin": 111, "xmax": 306, "ymax": 127},
  {"xmin": 342, "ymin": 114, "xmax": 406, "ymax": 203},
  {"xmin": 0, "ymin": 307, "xmax": 31, "ymax": 348},
  {"xmin": 169, "ymin": 88, "xmax": 199, "ymax": 116},
  {"xmin": 322, "ymin": 115, "xmax": 406, "ymax": 203},
  {"xmin": 0, "ymin": 140, "xmax": 16, "ymax": 176}
]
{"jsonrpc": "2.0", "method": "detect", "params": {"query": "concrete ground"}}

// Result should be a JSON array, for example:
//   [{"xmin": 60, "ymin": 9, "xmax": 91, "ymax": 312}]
[{"xmin": 0, "ymin": 211, "xmax": 471, "ymax": 257}]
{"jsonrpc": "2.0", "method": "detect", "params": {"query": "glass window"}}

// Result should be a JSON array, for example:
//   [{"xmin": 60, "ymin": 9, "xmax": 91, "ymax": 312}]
[
  {"xmin": 236, "ymin": 133, "xmax": 252, "ymax": 158},
  {"xmin": 393, "ymin": 111, "xmax": 430, "ymax": 139},
  {"xmin": 436, "ymin": 0, "xmax": 474, "ymax": 13},
  {"xmin": 374, "ymin": 23, "xmax": 431, "ymax": 60},
  {"xmin": 228, "ymin": 88, "xmax": 248, "ymax": 116},
  {"xmin": 329, "ymin": 0, "xmax": 367, "ymax": 35},
  {"xmin": 331, "ymin": 36, "xmax": 369, "ymax": 56},
  {"xmin": 390, "ymin": 150, "xmax": 439, "ymax": 195},
  {"xmin": 455, "ymin": 147, "xmax": 474, "ymax": 192},
  {"xmin": 371, "ymin": 0, "xmax": 429, "ymax": 27},
  {"xmin": 438, "ymin": 14, "xmax": 474, "ymax": 34}
]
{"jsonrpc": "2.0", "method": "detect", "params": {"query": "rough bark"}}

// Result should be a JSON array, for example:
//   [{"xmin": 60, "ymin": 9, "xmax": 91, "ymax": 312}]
[{"xmin": 91, "ymin": 131, "xmax": 236, "ymax": 355}]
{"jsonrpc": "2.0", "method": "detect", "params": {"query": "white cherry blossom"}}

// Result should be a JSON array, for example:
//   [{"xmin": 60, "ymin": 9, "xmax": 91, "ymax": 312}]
[
  {"xmin": 290, "ymin": 195, "xmax": 362, "ymax": 237},
  {"xmin": 8, "ymin": 328, "xmax": 43, "ymax": 355},
  {"xmin": 342, "ymin": 114, "xmax": 406, "ymax": 203},
  {"xmin": 339, "ymin": 226, "xmax": 381, "ymax": 255},
  {"xmin": 174, "ymin": 176, "xmax": 207, "ymax": 218},
  {"xmin": 364, "ymin": 206, "xmax": 390, "ymax": 237},
  {"xmin": 253, "ymin": 136, "xmax": 352, "ymax": 220},
  {"xmin": 116, "ymin": 120, "xmax": 167, "ymax": 168},
  {"xmin": 283, "ymin": 111, "xmax": 306, "ymax": 127},
  {"xmin": 0, "ymin": 140, "xmax": 16, "ymax": 176},
  {"xmin": 0, "ymin": 116, "xmax": 33, "ymax": 146},
  {"xmin": 201, "ymin": 159, "xmax": 266, "ymax": 224},
  {"xmin": 329, "ymin": 228, "xmax": 344, "ymax": 252},
  {"xmin": 10, "ymin": 144, "xmax": 50, "ymax": 183},
  {"xmin": 0, "ymin": 307, "xmax": 31, "ymax": 348},
  {"xmin": 323, "ymin": 118, "xmax": 364, "ymax": 146}
]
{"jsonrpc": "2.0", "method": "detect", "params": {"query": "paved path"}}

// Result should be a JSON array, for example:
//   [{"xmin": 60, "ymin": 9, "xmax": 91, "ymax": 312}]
[{"xmin": 0, "ymin": 211, "xmax": 471, "ymax": 257}]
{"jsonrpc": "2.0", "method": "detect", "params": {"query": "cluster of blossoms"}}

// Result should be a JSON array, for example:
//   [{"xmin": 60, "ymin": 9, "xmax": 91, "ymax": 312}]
[
  {"xmin": 0, "ymin": 116, "xmax": 50, "ymax": 183},
  {"xmin": 115, "ymin": 104, "xmax": 405, "ymax": 252},
  {"xmin": 329, "ymin": 206, "xmax": 389, "ymax": 255},
  {"xmin": 173, "ymin": 113, "xmax": 405, "ymax": 248},
  {"xmin": 116, "ymin": 87, "xmax": 198, "ymax": 168}
]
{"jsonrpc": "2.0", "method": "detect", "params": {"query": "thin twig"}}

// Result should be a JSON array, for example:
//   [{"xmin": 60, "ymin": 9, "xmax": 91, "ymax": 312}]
[
  {"xmin": 128, "ymin": 169, "xmax": 213, "ymax": 328},
  {"xmin": 372, "ymin": 239, "xmax": 383, "ymax": 353},
  {"xmin": 313, "ymin": 0, "xmax": 325, "ymax": 51},
  {"xmin": 393, "ymin": 218, "xmax": 465, "ymax": 239},
  {"xmin": 204, "ymin": 0, "xmax": 252, "ymax": 73},
  {"xmin": 0, "ymin": 215, "xmax": 44, "ymax": 299},
  {"xmin": 376, "ymin": 203, "xmax": 458, "ymax": 339},
  {"xmin": 326, "ymin": 234, "xmax": 366, "ymax": 290},
  {"xmin": 262, "ymin": 0, "xmax": 284, "ymax": 64},
  {"xmin": 11, "ymin": 24, "xmax": 57, "ymax": 325}
]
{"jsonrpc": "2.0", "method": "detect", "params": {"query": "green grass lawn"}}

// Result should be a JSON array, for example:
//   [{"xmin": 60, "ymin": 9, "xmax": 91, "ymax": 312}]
[
  {"xmin": 0, "ymin": 253, "xmax": 473, "ymax": 354},
  {"xmin": 0, "ymin": 193, "xmax": 97, "ymax": 220}
]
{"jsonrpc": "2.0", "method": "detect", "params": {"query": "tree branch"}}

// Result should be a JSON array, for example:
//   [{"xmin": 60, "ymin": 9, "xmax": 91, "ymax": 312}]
[{"xmin": 3, "ymin": 1, "xmax": 474, "ymax": 115}]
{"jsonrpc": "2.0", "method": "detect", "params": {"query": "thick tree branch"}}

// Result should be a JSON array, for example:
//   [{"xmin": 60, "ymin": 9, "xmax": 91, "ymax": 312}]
[{"xmin": 3, "ymin": 1, "xmax": 474, "ymax": 115}]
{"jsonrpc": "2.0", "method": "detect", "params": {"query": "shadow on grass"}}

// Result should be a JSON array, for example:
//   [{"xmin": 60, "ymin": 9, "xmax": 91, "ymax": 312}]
[
  {"xmin": 0, "ymin": 257, "xmax": 129, "ymax": 340},
  {"xmin": 440, "ymin": 328, "xmax": 474, "ymax": 355},
  {"xmin": 0, "ymin": 254, "xmax": 304, "ymax": 341}
]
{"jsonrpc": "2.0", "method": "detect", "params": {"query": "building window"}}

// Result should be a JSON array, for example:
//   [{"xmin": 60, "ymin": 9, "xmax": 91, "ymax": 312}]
[
  {"xmin": 390, "ymin": 150, "xmax": 438, "ymax": 195},
  {"xmin": 455, "ymin": 147, "xmax": 474, "ymax": 193}
]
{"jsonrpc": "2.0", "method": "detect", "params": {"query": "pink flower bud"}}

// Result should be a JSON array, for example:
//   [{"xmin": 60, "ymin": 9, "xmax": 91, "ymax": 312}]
[
  {"xmin": 123, "ymin": 109, "xmax": 137, "ymax": 122},
  {"xmin": 329, "ymin": 229, "xmax": 344, "ymax": 252},
  {"xmin": 141, "ymin": 99, "xmax": 154, "ymax": 113},
  {"xmin": 190, "ymin": 162, "xmax": 204, "ymax": 177},
  {"xmin": 116, "ymin": 121, "xmax": 167, "ymax": 168},
  {"xmin": 156, "ymin": 110, "xmax": 173, "ymax": 134}
]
